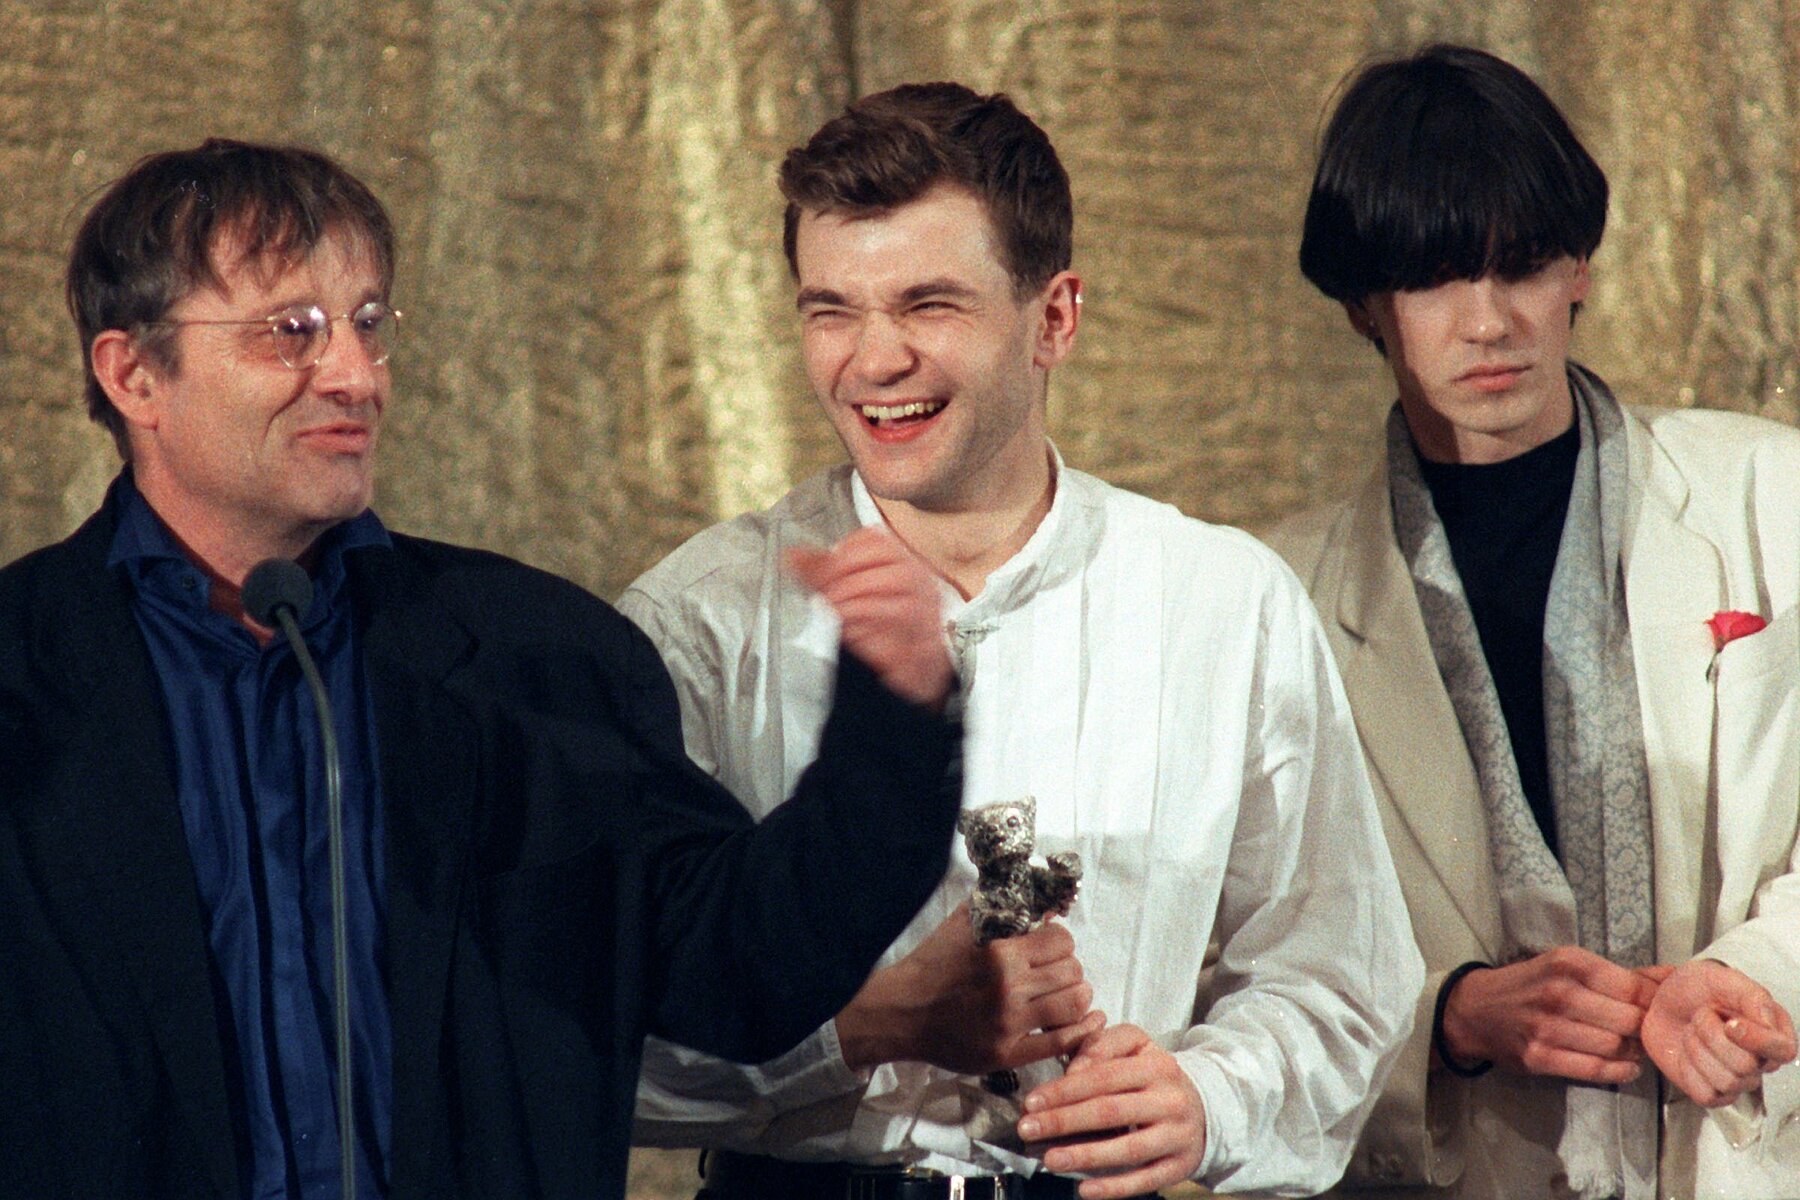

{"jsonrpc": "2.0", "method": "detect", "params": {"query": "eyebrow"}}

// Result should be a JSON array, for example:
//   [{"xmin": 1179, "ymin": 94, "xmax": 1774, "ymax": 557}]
[
  {"xmin": 256, "ymin": 286, "xmax": 388, "ymax": 318},
  {"xmin": 897, "ymin": 279, "xmax": 979, "ymax": 305},
  {"xmin": 795, "ymin": 278, "xmax": 981, "ymax": 311},
  {"xmin": 795, "ymin": 286, "xmax": 847, "ymax": 310}
]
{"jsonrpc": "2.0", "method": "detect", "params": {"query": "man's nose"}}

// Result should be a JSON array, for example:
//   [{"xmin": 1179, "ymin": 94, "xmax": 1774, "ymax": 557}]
[
  {"xmin": 1460, "ymin": 278, "xmax": 1510, "ymax": 344},
  {"xmin": 849, "ymin": 312, "xmax": 917, "ymax": 385},
  {"xmin": 311, "ymin": 316, "xmax": 383, "ymax": 401}
]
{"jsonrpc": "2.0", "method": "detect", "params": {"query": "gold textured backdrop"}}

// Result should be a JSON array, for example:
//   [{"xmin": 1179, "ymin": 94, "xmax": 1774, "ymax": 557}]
[
  {"xmin": 7, "ymin": 1, "xmax": 1800, "ymax": 600},
  {"xmin": 4, "ymin": 3, "xmax": 1798, "ymax": 1193}
]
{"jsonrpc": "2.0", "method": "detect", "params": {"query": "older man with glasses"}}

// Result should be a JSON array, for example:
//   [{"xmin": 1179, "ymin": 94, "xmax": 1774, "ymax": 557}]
[{"xmin": 0, "ymin": 138, "xmax": 968, "ymax": 1200}]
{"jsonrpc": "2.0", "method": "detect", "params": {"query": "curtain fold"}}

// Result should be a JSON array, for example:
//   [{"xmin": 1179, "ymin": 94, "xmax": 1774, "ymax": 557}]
[{"xmin": 4, "ymin": 1, "xmax": 1797, "ymax": 602}]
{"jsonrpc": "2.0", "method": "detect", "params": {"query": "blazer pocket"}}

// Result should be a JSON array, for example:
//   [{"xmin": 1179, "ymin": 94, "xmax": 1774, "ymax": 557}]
[
  {"xmin": 1710, "ymin": 604, "xmax": 1800, "ymax": 916},
  {"xmin": 1713, "ymin": 603, "xmax": 1798, "ymax": 684}
]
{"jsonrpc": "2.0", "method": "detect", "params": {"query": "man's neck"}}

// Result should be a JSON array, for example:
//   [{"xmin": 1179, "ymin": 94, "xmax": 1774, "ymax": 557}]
[
  {"xmin": 871, "ymin": 446, "xmax": 1056, "ymax": 601},
  {"xmin": 132, "ymin": 477, "xmax": 326, "ymax": 639}
]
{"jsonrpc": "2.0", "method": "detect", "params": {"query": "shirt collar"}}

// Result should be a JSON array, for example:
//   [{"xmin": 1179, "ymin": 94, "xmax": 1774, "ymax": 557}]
[
  {"xmin": 107, "ymin": 471, "xmax": 391, "ymax": 632},
  {"xmin": 848, "ymin": 442, "xmax": 1098, "ymax": 622}
]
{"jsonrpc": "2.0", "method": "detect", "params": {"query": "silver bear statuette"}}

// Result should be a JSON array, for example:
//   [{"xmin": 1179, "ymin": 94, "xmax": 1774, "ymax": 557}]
[
  {"xmin": 956, "ymin": 796, "xmax": 1084, "ymax": 1132},
  {"xmin": 958, "ymin": 796, "xmax": 1082, "ymax": 946}
]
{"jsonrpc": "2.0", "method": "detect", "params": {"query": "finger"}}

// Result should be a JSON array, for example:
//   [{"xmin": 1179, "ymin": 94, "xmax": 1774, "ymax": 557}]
[
  {"xmin": 1636, "ymin": 964, "xmax": 1677, "ymax": 985},
  {"xmin": 835, "ymin": 523, "xmax": 908, "ymax": 559},
  {"xmin": 1029, "ymin": 981, "xmax": 1096, "ymax": 1032},
  {"xmin": 1679, "ymin": 1024, "xmax": 1750, "ymax": 1104},
  {"xmin": 1691, "ymin": 1016, "xmax": 1756, "ymax": 1088},
  {"xmin": 1560, "ymin": 986, "xmax": 1656, "ymax": 1038},
  {"xmin": 1539, "ymin": 1017, "xmax": 1644, "ymax": 1063},
  {"xmin": 989, "ymin": 937, "xmax": 1079, "ymax": 989},
  {"xmin": 1664, "ymin": 1062, "xmax": 1722, "ymax": 1109},
  {"xmin": 813, "ymin": 577, "xmax": 929, "ymax": 620},
  {"xmin": 1698, "ymin": 1014, "xmax": 1764, "ymax": 1078},
  {"xmin": 1649, "ymin": 1032, "xmax": 1709, "ymax": 1107},
  {"xmin": 1764, "ymin": 998, "xmax": 1798, "ymax": 1046},
  {"xmin": 1001, "ymin": 1026, "xmax": 1090, "ymax": 1070},
  {"xmin": 783, "ymin": 546, "xmax": 832, "ymax": 594},
  {"xmin": 1531, "ymin": 1046, "xmax": 1643, "ymax": 1085},
  {"xmin": 1720, "ymin": 1021, "xmax": 1792, "ymax": 1072},
  {"xmin": 787, "ymin": 530, "xmax": 925, "ymax": 600},
  {"xmin": 1061, "ymin": 1027, "xmax": 1152, "ymax": 1076},
  {"xmin": 818, "ymin": 532, "xmax": 925, "ymax": 589},
  {"xmin": 1021, "ymin": 1091, "xmax": 1139, "ymax": 1143},
  {"xmin": 1004, "ymin": 1011, "xmax": 1105, "ymax": 1067},
  {"xmin": 1076, "ymin": 1158, "xmax": 1194, "ymax": 1200},
  {"xmin": 1039, "ymin": 1010, "xmax": 1108, "ymax": 1057},
  {"xmin": 1060, "ymin": 1012, "xmax": 1111, "ymax": 1068},
  {"xmin": 1574, "ymin": 955, "xmax": 1661, "ymax": 1009},
  {"xmin": 1043, "ymin": 1119, "xmax": 1184, "ymax": 1172},
  {"xmin": 1025, "ymin": 1058, "xmax": 1154, "ymax": 1122},
  {"xmin": 1017, "ymin": 919, "xmax": 1077, "ymax": 965},
  {"xmin": 1735, "ymin": 1000, "xmax": 1792, "ymax": 1065}
]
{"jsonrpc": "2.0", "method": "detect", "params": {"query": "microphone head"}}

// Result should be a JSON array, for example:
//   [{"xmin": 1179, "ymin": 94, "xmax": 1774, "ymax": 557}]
[{"xmin": 242, "ymin": 559, "xmax": 314, "ymax": 627}]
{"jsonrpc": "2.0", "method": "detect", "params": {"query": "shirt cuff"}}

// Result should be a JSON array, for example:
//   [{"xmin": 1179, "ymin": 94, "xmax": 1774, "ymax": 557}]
[{"xmin": 1178, "ymin": 1050, "xmax": 1241, "ymax": 1183}]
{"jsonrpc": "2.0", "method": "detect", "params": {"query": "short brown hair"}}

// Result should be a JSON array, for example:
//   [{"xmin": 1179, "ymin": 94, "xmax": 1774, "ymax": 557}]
[
  {"xmin": 779, "ymin": 82, "xmax": 1072, "ymax": 295},
  {"xmin": 66, "ymin": 138, "xmax": 396, "ymax": 456}
]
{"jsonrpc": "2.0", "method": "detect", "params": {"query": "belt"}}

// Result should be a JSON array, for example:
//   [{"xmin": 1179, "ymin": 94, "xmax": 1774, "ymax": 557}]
[{"xmin": 697, "ymin": 1150, "xmax": 1160, "ymax": 1200}]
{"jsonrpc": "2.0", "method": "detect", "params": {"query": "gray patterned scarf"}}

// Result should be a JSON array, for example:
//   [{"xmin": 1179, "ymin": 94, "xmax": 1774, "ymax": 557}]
[{"xmin": 1388, "ymin": 365, "xmax": 1658, "ymax": 1199}]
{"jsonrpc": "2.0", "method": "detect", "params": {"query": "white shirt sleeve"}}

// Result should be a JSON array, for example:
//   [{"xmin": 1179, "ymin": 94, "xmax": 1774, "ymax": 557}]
[
  {"xmin": 1177, "ymin": 567, "xmax": 1423, "ymax": 1195},
  {"xmin": 633, "ymin": 1023, "xmax": 871, "ymax": 1149}
]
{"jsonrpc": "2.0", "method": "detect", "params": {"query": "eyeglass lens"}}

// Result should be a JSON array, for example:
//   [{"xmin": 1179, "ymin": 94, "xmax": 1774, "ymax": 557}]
[{"xmin": 271, "ymin": 302, "xmax": 400, "ymax": 369}]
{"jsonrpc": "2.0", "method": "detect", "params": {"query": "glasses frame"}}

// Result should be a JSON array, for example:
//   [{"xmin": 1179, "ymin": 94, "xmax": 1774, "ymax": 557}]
[{"xmin": 144, "ymin": 300, "xmax": 404, "ymax": 370}]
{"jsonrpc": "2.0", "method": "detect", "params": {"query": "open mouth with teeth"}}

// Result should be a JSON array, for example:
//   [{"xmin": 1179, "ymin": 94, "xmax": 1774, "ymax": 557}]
[{"xmin": 856, "ymin": 399, "xmax": 947, "ymax": 429}]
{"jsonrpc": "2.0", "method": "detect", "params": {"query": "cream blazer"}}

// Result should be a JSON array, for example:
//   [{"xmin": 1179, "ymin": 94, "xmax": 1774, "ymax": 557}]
[{"xmin": 1268, "ymin": 406, "xmax": 1800, "ymax": 1199}]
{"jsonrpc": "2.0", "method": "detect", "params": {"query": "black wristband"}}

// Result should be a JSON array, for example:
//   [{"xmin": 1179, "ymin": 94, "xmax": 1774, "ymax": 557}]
[{"xmin": 1432, "ymin": 961, "xmax": 1495, "ymax": 1078}]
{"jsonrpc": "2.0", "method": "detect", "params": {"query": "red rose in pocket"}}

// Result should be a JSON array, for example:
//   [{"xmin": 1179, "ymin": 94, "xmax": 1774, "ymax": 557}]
[{"xmin": 1706, "ymin": 610, "xmax": 1767, "ymax": 652}]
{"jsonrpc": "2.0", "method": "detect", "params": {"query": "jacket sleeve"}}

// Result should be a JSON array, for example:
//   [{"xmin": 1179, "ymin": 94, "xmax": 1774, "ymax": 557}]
[
  {"xmin": 1695, "ymin": 599, "xmax": 1800, "ymax": 1153},
  {"xmin": 621, "ymin": 621, "xmax": 963, "ymax": 1066},
  {"xmin": 616, "ymin": 587, "xmax": 888, "ymax": 1143}
]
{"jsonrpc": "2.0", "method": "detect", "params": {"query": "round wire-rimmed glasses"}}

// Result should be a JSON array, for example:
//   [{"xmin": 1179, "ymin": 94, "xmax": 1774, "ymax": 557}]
[{"xmin": 147, "ymin": 300, "xmax": 403, "ymax": 370}]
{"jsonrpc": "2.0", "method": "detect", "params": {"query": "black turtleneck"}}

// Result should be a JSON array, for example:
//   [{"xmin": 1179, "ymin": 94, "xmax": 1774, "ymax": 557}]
[{"xmin": 1417, "ymin": 419, "xmax": 1580, "ymax": 860}]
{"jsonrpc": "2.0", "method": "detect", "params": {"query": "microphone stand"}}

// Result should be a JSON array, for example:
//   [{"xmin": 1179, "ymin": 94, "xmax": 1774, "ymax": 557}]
[{"xmin": 268, "ymin": 602, "xmax": 356, "ymax": 1200}]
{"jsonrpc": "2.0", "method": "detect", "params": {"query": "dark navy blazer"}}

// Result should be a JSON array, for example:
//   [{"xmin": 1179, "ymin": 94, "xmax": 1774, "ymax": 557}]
[{"xmin": 0, "ymin": 490, "xmax": 961, "ymax": 1200}]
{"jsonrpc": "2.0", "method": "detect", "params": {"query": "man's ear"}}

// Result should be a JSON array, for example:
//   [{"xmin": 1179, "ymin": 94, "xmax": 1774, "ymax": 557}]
[
  {"xmin": 1031, "ymin": 270, "xmax": 1081, "ymax": 370},
  {"xmin": 1342, "ymin": 300, "xmax": 1386, "ymax": 356},
  {"xmin": 90, "ymin": 330, "xmax": 163, "ymax": 433}
]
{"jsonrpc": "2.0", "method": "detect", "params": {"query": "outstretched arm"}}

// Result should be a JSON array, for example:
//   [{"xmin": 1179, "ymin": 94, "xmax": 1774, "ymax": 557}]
[{"xmin": 639, "ymin": 527, "xmax": 963, "ymax": 1064}]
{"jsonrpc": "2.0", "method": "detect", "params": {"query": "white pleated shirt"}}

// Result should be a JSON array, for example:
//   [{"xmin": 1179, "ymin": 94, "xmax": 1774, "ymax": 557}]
[{"xmin": 623, "ymin": 457, "xmax": 1422, "ymax": 1195}]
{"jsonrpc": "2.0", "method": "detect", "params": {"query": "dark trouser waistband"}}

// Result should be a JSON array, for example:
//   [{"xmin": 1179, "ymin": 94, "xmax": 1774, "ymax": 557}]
[{"xmin": 696, "ymin": 1149, "xmax": 1163, "ymax": 1200}]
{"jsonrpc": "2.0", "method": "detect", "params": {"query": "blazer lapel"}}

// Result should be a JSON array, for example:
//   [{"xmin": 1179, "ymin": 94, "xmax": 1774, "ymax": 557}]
[
  {"xmin": 1330, "ymin": 468, "xmax": 1506, "ymax": 962},
  {"xmin": 350, "ymin": 544, "xmax": 481, "ymax": 1194},
  {"xmin": 35, "ymin": 516, "xmax": 240, "ymax": 1199},
  {"xmin": 1618, "ymin": 414, "xmax": 1723, "ymax": 960}
]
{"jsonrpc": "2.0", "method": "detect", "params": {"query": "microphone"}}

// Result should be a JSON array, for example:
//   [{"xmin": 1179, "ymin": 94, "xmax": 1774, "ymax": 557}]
[
  {"xmin": 243, "ymin": 559, "xmax": 356, "ymax": 1200},
  {"xmin": 241, "ymin": 558, "xmax": 313, "ymax": 632}
]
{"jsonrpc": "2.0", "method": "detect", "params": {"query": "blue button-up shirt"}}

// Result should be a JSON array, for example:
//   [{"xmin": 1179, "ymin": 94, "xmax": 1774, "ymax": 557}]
[{"xmin": 110, "ymin": 476, "xmax": 394, "ymax": 1199}]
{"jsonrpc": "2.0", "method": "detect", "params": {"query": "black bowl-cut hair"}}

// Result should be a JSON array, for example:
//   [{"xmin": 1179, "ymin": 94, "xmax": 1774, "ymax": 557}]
[{"xmin": 1299, "ymin": 44, "xmax": 1608, "ymax": 305}]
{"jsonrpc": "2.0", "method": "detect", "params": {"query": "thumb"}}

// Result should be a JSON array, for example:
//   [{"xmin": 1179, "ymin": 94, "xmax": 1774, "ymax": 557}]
[{"xmin": 783, "ymin": 545, "xmax": 832, "ymax": 595}]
